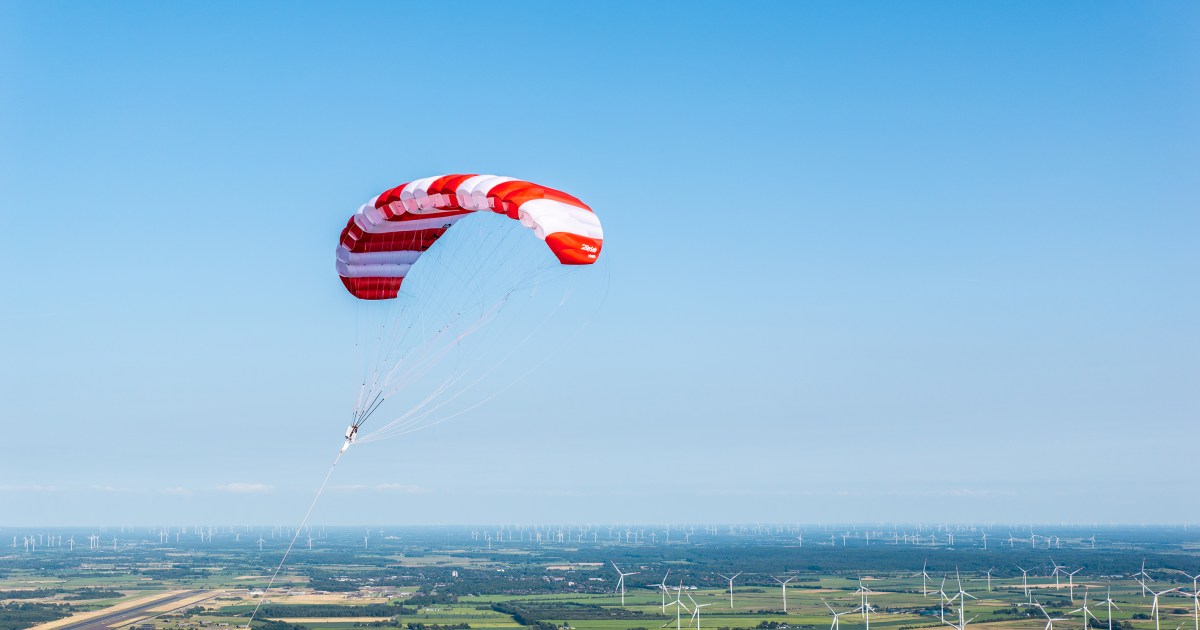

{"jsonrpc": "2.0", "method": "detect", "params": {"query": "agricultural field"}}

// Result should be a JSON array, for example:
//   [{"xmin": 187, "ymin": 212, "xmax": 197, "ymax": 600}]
[{"xmin": 2, "ymin": 526, "xmax": 1198, "ymax": 630}]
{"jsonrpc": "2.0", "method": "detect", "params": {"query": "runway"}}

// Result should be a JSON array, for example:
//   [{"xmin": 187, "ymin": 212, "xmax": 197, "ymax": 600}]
[{"xmin": 45, "ymin": 590, "xmax": 213, "ymax": 630}]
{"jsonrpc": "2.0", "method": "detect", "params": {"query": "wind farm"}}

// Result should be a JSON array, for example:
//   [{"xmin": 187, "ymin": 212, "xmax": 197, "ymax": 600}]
[{"xmin": 3, "ymin": 525, "xmax": 1200, "ymax": 630}]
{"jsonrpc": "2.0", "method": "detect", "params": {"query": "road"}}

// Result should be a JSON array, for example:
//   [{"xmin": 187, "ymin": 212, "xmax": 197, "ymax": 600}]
[{"xmin": 52, "ymin": 590, "xmax": 210, "ymax": 630}]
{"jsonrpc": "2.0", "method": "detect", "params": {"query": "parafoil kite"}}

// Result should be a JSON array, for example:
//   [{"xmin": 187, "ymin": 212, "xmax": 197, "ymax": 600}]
[
  {"xmin": 246, "ymin": 181, "xmax": 602, "ymax": 628},
  {"xmin": 333, "ymin": 173, "xmax": 606, "ymax": 450},
  {"xmin": 337, "ymin": 174, "xmax": 604, "ymax": 300}
]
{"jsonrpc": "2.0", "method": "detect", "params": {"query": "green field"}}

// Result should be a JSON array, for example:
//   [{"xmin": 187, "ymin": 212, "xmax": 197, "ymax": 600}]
[{"xmin": 2, "ymin": 526, "xmax": 1199, "ymax": 630}]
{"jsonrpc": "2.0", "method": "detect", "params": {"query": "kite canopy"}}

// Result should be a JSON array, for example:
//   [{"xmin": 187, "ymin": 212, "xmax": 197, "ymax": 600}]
[{"xmin": 337, "ymin": 174, "xmax": 604, "ymax": 300}]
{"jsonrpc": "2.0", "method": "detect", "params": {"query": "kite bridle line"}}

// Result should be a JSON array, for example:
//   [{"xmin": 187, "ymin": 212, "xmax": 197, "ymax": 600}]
[
  {"xmin": 352, "ymin": 214, "xmax": 534, "ymax": 422},
  {"xmin": 357, "ymin": 275, "xmax": 586, "ymax": 445},
  {"xmin": 350, "ymin": 248, "xmax": 566, "ymax": 441}
]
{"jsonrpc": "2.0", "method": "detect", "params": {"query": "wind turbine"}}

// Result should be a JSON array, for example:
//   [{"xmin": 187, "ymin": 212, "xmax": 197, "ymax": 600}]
[
  {"xmin": 1135, "ymin": 560, "xmax": 1153, "ymax": 597},
  {"xmin": 985, "ymin": 568, "xmax": 995, "ymax": 592},
  {"xmin": 1026, "ymin": 599, "xmax": 1068, "ymax": 630},
  {"xmin": 1142, "ymin": 581, "xmax": 1177, "ymax": 630},
  {"xmin": 611, "ymin": 561, "xmax": 637, "ymax": 606},
  {"xmin": 659, "ymin": 570, "xmax": 672, "ymax": 613},
  {"xmin": 941, "ymin": 610, "xmax": 979, "ymax": 630},
  {"xmin": 1065, "ymin": 568, "xmax": 1083, "ymax": 603},
  {"xmin": 826, "ymin": 601, "xmax": 853, "ymax": 630},
  {"xmin": 257, "ymin": 536, "xmax": 265, "ymax": 550},
  {"xmin": 774, "ymin": 576, "xmax": 795, "ymax": 613},
  {"xmin": 949, "ymin": 567, "xmax": 976, "ymax": 630},
  {"xmin": 1017, "ymin": 565, "xmax": 1032, "ymax": 602},
  {"xmin": 1098, "ymin": 587, "xmax": 1121, "ymax": 630},
  {"xmin": 1070, "ymin": 587, "xmax": 1100, "ymax": 630},
  {"xmin": 687, "ymin": 594, "xmax": 711, "ymax": 629},
  {"xmin": 1183, "ymin": 572, "xmax": 1200, "ymax": 630},
  {"xmin": 938, "ymin": 576, "xmax": 950, "ymax": 622},
  {"xmin": 1051, "ymin": 559, "xmax": 1067, "ymax": 590},
  {"xmin": 852, "ymin": 601, "xmax": 877, "ymax": 630},
  {"xmin": 922, "ymin": 560, "xmax": 932, "ymax": 598},
  {"xmin": 717, "ymin": 572, "xmax": 741, "ymax": 609},
  {"xmin": 670, "ymin": 580, "xmax": 691, "ymax": 630},
  {"xmin": 855, "ymin": 579, "xmax": 876, "ymax": 619},
  {"xmin": 948, "ymin": 615, "xmax": 980, "ymax": 630}
]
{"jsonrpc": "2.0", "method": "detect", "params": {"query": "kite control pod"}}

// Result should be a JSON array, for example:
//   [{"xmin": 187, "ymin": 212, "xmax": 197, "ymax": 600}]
[{"xmin": 340, "ymin": 424, "xmax": 358, "ymax": 453}]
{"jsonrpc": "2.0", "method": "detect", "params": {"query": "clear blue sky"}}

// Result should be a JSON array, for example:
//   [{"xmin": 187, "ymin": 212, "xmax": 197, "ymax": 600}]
[{"xmin": 1, "ymin": 1, "xmax": 1197, "ymax": 526}]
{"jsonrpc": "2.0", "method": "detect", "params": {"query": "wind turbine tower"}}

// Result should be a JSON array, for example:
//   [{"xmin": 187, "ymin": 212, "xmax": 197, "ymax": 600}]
[
  {"xmin": 1065, "ymin": 568, "xmax": 1082, "ymax": 603},
  {"xmin": 1184, "ymin": 572, "xmax": 1200, "ymax": 630},
  {"xmin": 1027, "ymin": 599, "xmax": 1067, "ymax": 630},
  {"xmin": 611, "ymin": 561, "xmax": 638, "ymax": 607},
  {"xmin": 952, "ymin": 568, "xmax": 977, "ymax": 630},
  {"xmin": 670, "ymin": 581, "xmax": 691, "ymax": 630},
  {"xmin": 853, "ymin": 600, "xmax": 877, "ymax": 630},
  {"xmin": 659, "ymin": 570, "xmax": 671, "ymax": 613},
  {"xmin": 774, "ymin": 576, "xmax": 796, "ymax": 613},
  {"xmin": 1051, "ymin": 559, "xmax": 1067, "ymax": 590},
  {"xmin": 1136, "ymin": 560, "xmax": 1152, "ymax": 597},
  {"xmin": 855, "ymin": 579, "xmax": 875, "ymax": 618},
  {"xmin": 1099, "ymin": 587, "xmax": 1121, "ymax": 630},
  {"xmin": 717, "ymin": 572, "xmax": 741, "ymax": 609},
  {"xmin": 687, "ymin": 594, "xmax": 711, "ymax": 630},
  {"xmin": 1016, "ymin": 565, "xmax": 1032, "ymax": 602},
  {"xmin": 1143, "ymin": 582, "xmax": 1176, "ymax": 630},
  {"xmin": 826, "ymin": 601, "xmax": 852, "ymax": 630},
  {"xmin": 1070, "ymin": 587, "xmax": 1099, "ymax": 630}
]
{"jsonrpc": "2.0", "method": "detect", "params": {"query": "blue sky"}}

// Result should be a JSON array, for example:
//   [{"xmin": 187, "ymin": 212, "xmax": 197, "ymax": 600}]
[{"xmin": 1, "ymin": 1, "xmax": 1197, "ymax": 525}]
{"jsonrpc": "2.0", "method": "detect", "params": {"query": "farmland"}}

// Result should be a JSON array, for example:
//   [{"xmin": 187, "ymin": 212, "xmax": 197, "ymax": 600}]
[{"xmin": 2, "ymin": 526, "xmax": 1198, "ymax": 630}]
